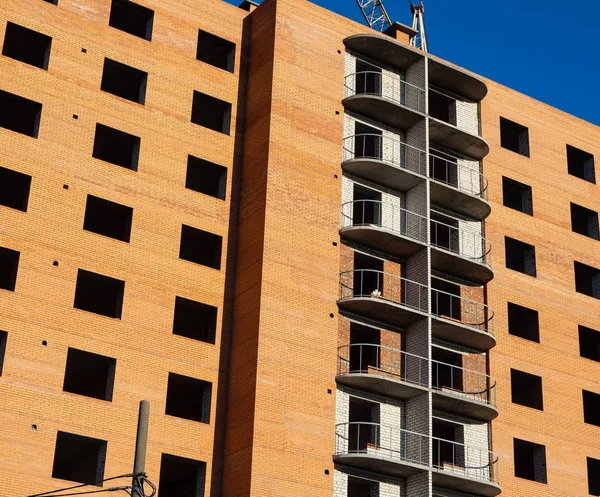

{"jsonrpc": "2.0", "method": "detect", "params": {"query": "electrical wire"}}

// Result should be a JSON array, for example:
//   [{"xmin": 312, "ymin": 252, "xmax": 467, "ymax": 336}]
[{"xmin": 26, "ymin": 473, "xmax": 157, "ymax": 497}]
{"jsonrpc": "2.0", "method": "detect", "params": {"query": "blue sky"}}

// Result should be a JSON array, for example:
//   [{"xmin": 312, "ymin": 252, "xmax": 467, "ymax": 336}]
[{"xmin": 311, "ymin": 0, "xmax": 600, "ymax": 125}]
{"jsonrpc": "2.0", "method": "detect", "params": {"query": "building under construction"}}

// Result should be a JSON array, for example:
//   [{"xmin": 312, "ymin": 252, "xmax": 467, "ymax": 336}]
[{"xmin": 0, "ymin": 0, "xmax": 599, "ymax": 496}]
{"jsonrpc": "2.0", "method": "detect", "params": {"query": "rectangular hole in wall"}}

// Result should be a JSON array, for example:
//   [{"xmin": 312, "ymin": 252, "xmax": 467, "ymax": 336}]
[
  {"xmin": 588, "ymin": 457, "xmax": 600, "ymax": 495},
  {"xmin": 348, "ymin": 476, "xmax": 378, "ymax": 497},
  {"xmin": 567, "ymin": 144, "xmax": 596, "ymax": 184},
  {"xmin": 92, "ymin": 123, "xmax": 140, "ymax": 170},
  {"xmin": 570, "ymin": 202, "xmax": 599, "ymax": 240},
  {"xmin": 191, "ymin": 91, "xmax": 231, "ymax": 135},
  {"xmin": 431, "ymin": 212, "xmax": 459, "ymax": 253},
  {"xmin": 430, "ymin": 149, "xmax": 458, "ymax": 187},
  {"xmin": 352, "ymin": 184, "xmax": 381, "ymax": 226},
  {"xmin": 83, "ymin": 195, "xmax": 133, "ymax": 242},
  {"xmin": 432, "ymin": 418, "xmax": 463, "ymax": 469},
  {"xmin": 159, "ymin": 453, "xmax": 206, "ymax": 497},
  {"xmin": 179, "ymin": 225, "xmax": 222, "ymax": 270},
  {"xmin": 73, "ymin": 269, "xmax": 125, "ymax": 318},
  {"xmin": 44, "ymin": 0, "xmax": 58, "ymax": 4},
  {"xmin": 348, "ymin": 397, "xmax": 379, "ymax": 452},
  {"xmin": 186, "ymin": 155, "xmax": 227, "ymax": 200},
  {"xmin": 63, "ymin": 348, "xmax": 116, "ymax": 401},
  {"xmin": 500, "ymin": 117, "xmax": 530, "ymax": 157},
  {"xmin": 109, "ymin": 0, "xmax": 153, "ymax": 40},
  {"xmin": 197, "ymin": 30, "xmax": 235, "ymax": 72},
  {"xmin": 349, "ymin": 323, "xmax": 380, "ymax": 373},
  {"xmin": 579, "ymin": 325, "xmax": 600, "ymax": 362},
  {"xmin": 432, "ymin": 347, "xmax": 463, "ymax": 392},
  {"xmin": 2, "ymin": 22, "xmax": 52, "ymax": 70},
  {"xmin": 429, "ymin": 88, "xmax": 454, "ymax": 124},
  {"xmin": 353, "ymin": 252, "xmax": 383, "ymax": 297},
  {"xmin": 355, "ymin": 59, "xmax": 382, "ymax": 95},
  {"xmin": 353, "ymin": 122, "xmax": 382, "ymax": 160},
  {"xmin": 574, "ymin": 261, "xmax": 600, "ymax": 299},
  {"xmin": 505, "ymin": 236, "xmax": 536, "ymax": 277},
  {"xmin": 165, "ymin": 372, "xmax": 212, "ymax": 424},
  {"xmin": 52, "ymin": 432, "xmax": 107, "ymax": 486},
  {"xmin": 0, "ymin": 166, "xmax": 31, "ymax": 212},
  {"xmin": 502, "ymin": 176, "xmax": 533, "ymax": 215},
  {"xmin": 513, "ymin": 438, "xmax": 547, "ymax": 483},
  {"xmin": 0, "ymin": 89, "xmax": 42, "ymax": 138},
  {"xmin": 101, "ymin": 58, "xmax": 147, "ymax": 104},
  {"xmin": 431, "ymin": 277, "xmax": 461, "ymax": 321},
  {"xmin": 583, "ymin": 389, "xmax": 600, "ymax": 427},
  {"xmin": 511, "ymin": 369, "xmax": 543, "ymax": 410},
  {"xmin": 173, "ymin": 296, "xmax": 217, "ymax": 344},
  {"xmin": 507, "ymin": 302, "xmax": 540, "ymax": 342},
  {"xmin": 0, "ymin": 331, "xmax": 7, "ymax": 376},
  {"xmin": 0, "ymin": 246, "xmax": 20, "ymax": 291}
]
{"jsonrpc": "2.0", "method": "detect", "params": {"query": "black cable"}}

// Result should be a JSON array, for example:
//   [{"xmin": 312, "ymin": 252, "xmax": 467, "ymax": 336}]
[
  {"xmin": 30, "ymin": 486, "xmax": 130, "ymax": 497},
  {"xmin": 28, "ymin": 473, "xmax": 136, "ymax": 497}
]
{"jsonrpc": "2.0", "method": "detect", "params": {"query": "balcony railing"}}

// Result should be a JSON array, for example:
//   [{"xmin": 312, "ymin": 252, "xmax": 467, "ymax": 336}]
[
  {"xmin": 339, "ymin": 269, "xmax": 428, "ymax": 314},
  {"xmin": 344, "ymin": 71, "xmax": 426, "ymax": 113},
  {"xmin": 343, "ymin": 133, "xmax": 428, "ymax": 177},
  {"xmin": 335, "ymin": 422, "xmax": 499, "ymax": 484},
  {"xmin": 341, "ymin": 200, "xmax": 428, "ymax": 244},
  {"xmin": 430, "ymin": 149, "xmax": 489, "ymax": 200},
  {"xmin": 337, "ymin": 344, "xmax": 496, "ymax": 407},
  {"xmin": 430, "ymin": 216, "xmax": 492, "ymax": 267},
  {"xmin": 431, "ymin": 286, "xmax": 494, "ymax": 335}
]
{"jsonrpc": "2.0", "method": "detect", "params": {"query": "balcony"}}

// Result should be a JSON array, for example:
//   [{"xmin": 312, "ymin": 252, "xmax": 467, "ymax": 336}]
[
  {"xmin": 428, "ymin": 88, "xmax": 489, "ymax": 160},
  {"xmin": 344, "ymin": 34, "xmax": 425, "ymax": 73},
  {"xmin": 428, "ymin": 58, "xmax": 488, "ymax": 102},
  {"xmin": 334, "ymin": 422, "xmax": 501, "ymax": 496},
  {"xmin": 336, "ymin": 344, "xmax": 429, "ymax": 399},
  {"xmin": 343, "ymin": 72, "xmax": 426, "ymax": 130},
  {"xmin": 431, "ymin": 287, "xmax": 495, "ymax": 351},
  {"xmin": 340, "ymin": 200, "xmax": 427, "ymax": 259},
  {"xmin": 429, "ymin": 149, "xmax": 490, "ymax": 220},
  {"xmin": 338, "ymin": 269, "xmax": 428, "ymax": 328},
  {"xmin": 430, "ymin": 217, "xmax": 493, "ymax": 285},
  {"xmin": 342, "ymin": 134, "xmax": 427, "ymax": 191}
]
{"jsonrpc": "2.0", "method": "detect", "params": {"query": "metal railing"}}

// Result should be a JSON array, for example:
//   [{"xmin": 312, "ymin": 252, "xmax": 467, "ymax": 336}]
[
  {"xmin": 430, "ymin": 216, "xmax": 492, "ymax": 267},
  {"xmin": 428, "ymin": 86, "xmax": 481, "ymax": 136},
  {"xmin": 339, "ymin": 269, "xmax": 428, "ymax": 314},
  {"xmin": 336, "ymin": 344, "xmax": 496, "ymax": 407},
  {"xmin": 335, "ymin": 422, "xmax": 499, "ymax": 484},
  {"xmin": 345, "ymin": 71, "xmax": 426, "ymax": 113},
  {"xmin": 431, "ymin": 286, "xmax": 494, "ymax": 335},
  {"xmin": 430, "ymin": 149, "xmax": 489, "ymax": 199},
  {"xmin": 342, "ymin": 133, "xmax": 428, "ymax": 177},
  {"xmin": 341, "ymin": 200, "xmax": 428, "ymax": 245}
]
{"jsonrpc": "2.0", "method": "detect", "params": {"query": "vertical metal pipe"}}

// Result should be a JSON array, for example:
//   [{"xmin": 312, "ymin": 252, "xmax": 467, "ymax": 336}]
[{"xmin": 132, "ymin": 400, "xmax": 150, "ymax": 497}]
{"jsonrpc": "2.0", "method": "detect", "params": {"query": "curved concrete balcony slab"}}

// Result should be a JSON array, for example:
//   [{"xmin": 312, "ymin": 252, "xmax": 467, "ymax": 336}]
[
  {"xmin": 343, "ymin": 34, "xmax": 425, "ymax": 72},
  {"xmin": 337, "ymin": 344, "xmax": 429, "ymax": 400},
  {"xmin": 428, "ymin": 58, "xmax": 488, "ymax": 102},
  {"xmin": 430, "ymin": 180, "xmax": 491, "ymax": 221},
  {"xmin": 342, "ymin": 134, "xmax": 427, "ymax": 192},
  {"xmin": 429, "ymin": 118, "xmax": 490, "ymax": 161},
  {"xmin": 431, "ymin": 247, "xmax": 493, "ymax": 285},
  {"xmin": 432, "ymin": 469, "xmax": 501, "ymax": 497},
  {"xmin": 338, "ymin": 270, "xmax": 428, "ymax": 328},
  {"xmin": 431, "ymin": 317, "xmax": 496, "ymax": 351},
  {"xmin": 333, "ymin": 453, "xmax": 426, "ymax": 478},
  {"xmin": 432, "ymin": 389, "xmax": 498, "ymax": 422},
  {"xmin": 344, "ymin": 93, "xmax": 425, "ymax": 131}
]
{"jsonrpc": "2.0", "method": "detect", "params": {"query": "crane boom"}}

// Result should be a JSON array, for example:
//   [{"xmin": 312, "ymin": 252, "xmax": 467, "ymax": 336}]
[{"xmin": 355, "ymin": 0, "xmax": 391, "ymax": 32}]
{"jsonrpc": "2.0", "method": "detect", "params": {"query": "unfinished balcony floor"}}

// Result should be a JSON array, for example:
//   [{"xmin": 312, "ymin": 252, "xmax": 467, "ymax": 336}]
[
  {"xmin": 432, "ymin": 389, "xmax": 498, "ymax": 421},
  {"xmin": 338, "ymin": 296, "xmax": 427, "ymax": 329},
  {"xmin": 431, "ymin": 246, "xmax": 493, "ymax": 285},
  {"xmin": 430, "ymin": 180, "xmax": 491, "ymax": 221},
  {"xmin": 429, "ymin": 118, "xmax": 490, "ymax": 160},
  {"xmin": 336, "ymin": 372, "xmax": 428, "ymax": 400},
  {"xmin": 343, "ymin": 94, "xmax": 426, "ymax": 131},
  {"xmin": 344, "ymin": 34, "xmax": 424, "ymax": 72},
  {"xmin": 432, "ymin": 470, "xmax": 501, "ymax": 497},
  {"xmin": 333, "ymin": 453, "xmax": 426, "ymax": 479},
  {"xmin": 340, "ymin": 225, "xmax": 427, "ymax": 260},
  {"xmin": 431, "ymin": 317, "xmax": 496, "ymax": 351},
  {"xmin": 342, "ymin": 157, "xmax": 426, "ymax": 192}
]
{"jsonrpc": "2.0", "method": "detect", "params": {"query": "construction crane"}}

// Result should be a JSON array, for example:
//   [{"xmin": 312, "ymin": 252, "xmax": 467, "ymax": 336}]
[{"xmin": 355, "ymin": 0, "xmax": 428, "ymax": 53}]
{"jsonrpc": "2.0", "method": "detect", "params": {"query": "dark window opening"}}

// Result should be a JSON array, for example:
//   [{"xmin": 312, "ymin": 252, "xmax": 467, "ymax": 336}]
[
  {"xmin": 353, "ymin": 184, "xmax": 381, "ymax": 226},
  {"xmin": 431, "ymin": 278, "xmax": 461, "ymax": 321},
  {"xmin": 355, "ymin": 59, "xmax": 382, "ymax": 96},
  {"xmin": 83, "ymin": 195, "xmax": 133, "ymax": 242},
  {"xmin": 185, "ymin": 155, "xmax": 227, "ymax": 200},
  {"xmin": 0, "ymin": 246, "xmax": 20, "ymax": 291},
  {"xmin": 348, "ymin": 476, "xmax": 378, "ymax": 497},
  {"xmin": 179, "ymin": 225, "xmax": 222, "ymax": 270},
  {"xmin": 2, "ymin": 22, "xmax": 52, "ymax": 70},
  {"xmin": 190, "ymin": 91, "xmax": 231, "ymax": 135},
  {"xmin": 505, "ymin": 237, "xmax": 536, "ymax": 277},
  {"xmin": 513, "ymin": 438, "xmax": 546, "ymax": 483},
  {"xmin": 429, "ymin": 89, "xmax": 454, "ymax": 124},
  {"xmin": 511, "ymin": 369, "xmax": 543, "ymax": 410},
  {"xmin": 0, "ymin": 89, "xmax": 42, "ymax": 138},
  {"xmin": 574, "ymin": 261, "xmax": 600, "ymax": 299},
  {"xmin": 0, "ymin": 166, "xmax": 31, "ymax": 212},
  {"xmin": 567, "ymin": 144, "xmax": 595, "ymax": 184},
  {"xmin": 73, "ymin": 269, "xmax": 125, "ymax": 319},
  {"xmin": 588, "ymin": 457, "xmax": 600, "ymax": 495},
  {"xmin": 353, "ymin": 122, "xmax": 382, "ymax": 160},
  {"xmin": 430, "ymin": 149, "xmax": 458, "ymax": 187},
  {"xmin": 0, "ymin": 330, "xmax": 7, "ymax": 376},
  {"xmin": 165, "ymin": 372, "xmax": 212, "ymax": 424},
  {"xmin": 109, "ymin": 0, "xmax": 153, "ymax": 41},
  {"xmin": 502, "ymin": 177, "xmax": 533, "ymax": 215},
  {"xmin": 159, "ymin": 453, "xmax": 206, "ymax": 497},
  {"xmin": 101, "ymin": 58, "xmax": 147, "ymax": 104},
  {"xmin": 52, "ymin": 432, "xmax": 107, "ymax": 486},
  {"xmin": 432, "ymin": 418, "xmax": 463, "ymax": 469},
  {"xmin": 197, "ymin": 30, "xmax": 235, "ymax": 73},
  {"xmin": 507, "ymin": 302, "xmax": 540, "ymax": 343},
  {"xmin": 500, "ymin": 117, "xmax": 530, "ymax": 157},
  {"xmin": 349, "ymin": 323, "xmax": 380, "ymax": 374},
  {"xmin": 173, "ymin": 296, "xmax": 217, "ymax": 344},
  {"xmin": 63, "ymin": 348, "xmax": 116, "ymax": 401},
  {"xmin": 44, "ymin": 0, "xmax": 58, "ymax": 4},
  {"xmin": 353, "ymin": 252, "xmax": 383, "ymax": 297},
  {"xmin": 431, "ymin": 212, "xmax": 459, "ymax": 253},
  {"xmin": 92, "ymin": 123, "xmax": 140, "ymax": 171},
  {"xmin": 579, "ymin": 325, "xmax": 600, "ymax": 362},
  {"xmin": 432, "ymin": 347, "xmax": 463, "ymax": 392},
  {"xmin": 571, "ymin": 203, "xmax": 599, "ymax": 240},
  {"xmin": 583, "ymin": 390, "xmax": 600, "ymax": 427},
  {"xmin": 348, "ymin": 397, "xmax": 379, "ymax": 452}
]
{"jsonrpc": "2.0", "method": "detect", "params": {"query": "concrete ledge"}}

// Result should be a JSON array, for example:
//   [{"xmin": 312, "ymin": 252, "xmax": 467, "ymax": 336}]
[
  {"xmin": 343, "ymin": 94, "xmax": 425, "ymax": 131},
  {"xmin": 429, "ymin": 118, "xmax": 490, "ymax": 160},
  {"xmin": 342, "ymin": 157, "xmax": 426, "ymax": 192},
  {"xmin": 340, "ymin": 225, "xmax": 427, "ymax": 260}
]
